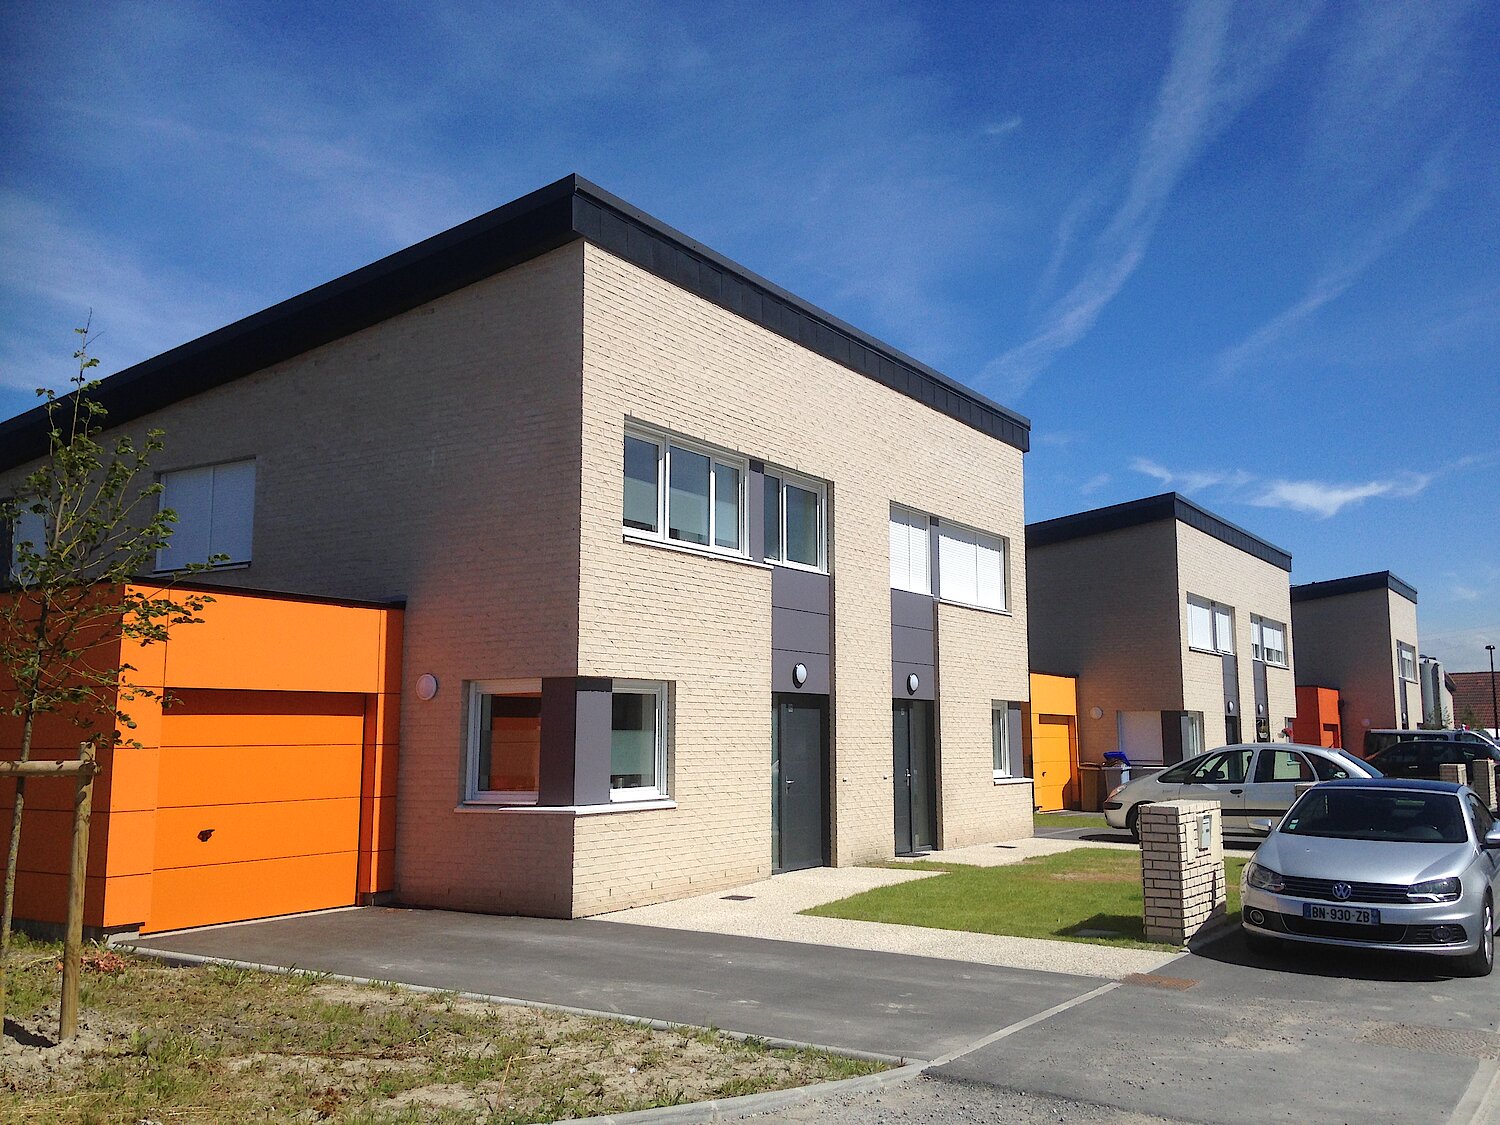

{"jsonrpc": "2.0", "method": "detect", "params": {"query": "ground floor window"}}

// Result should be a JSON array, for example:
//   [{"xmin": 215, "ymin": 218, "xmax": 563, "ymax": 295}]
[
  {"xmin": 466, "ymin": 680, "xmax": 542, "ymax": 804},
  {"xmin": 991, "ymin": 701, "xmax": 1015, "ymax": 778},
  {"xmin": 610, "ymin": 681, "xmax": 668, "ymax": 801}
]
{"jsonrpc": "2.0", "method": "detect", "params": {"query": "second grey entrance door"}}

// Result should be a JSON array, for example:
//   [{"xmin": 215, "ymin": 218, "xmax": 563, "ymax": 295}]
[
  {"xmin": 773, "ymin": 694, "xmax": 829, "ymax": 872},
  {"xmin": 893, "ymin": 699, "xmax": 937, "ymax": 855}
]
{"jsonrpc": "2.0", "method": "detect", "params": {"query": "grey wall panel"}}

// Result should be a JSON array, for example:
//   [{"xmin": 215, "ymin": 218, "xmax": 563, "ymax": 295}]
[
  {"xmin": 1221, "ymin": 654, "xmax": 1240, "ymax": 713},
  {"xmin": 773, "ymin": 607, "xmax": 832, "ymax": 656},
  {"xmin": 771, "ymin": 650, "xmax": 831, "ymax": 694},
  {"xmin": 891, "ymin": 589, "xmax": 936, "ymax": 630},
  {"xmin": 892, "ymin": 623, "xmax": 936, "ymax": 666},
  {"xmin": 893, "ymin": 660, "xmax": 936, "ymax": 700},
  {"xmin": 748, "ymin": 463, "xmax": 766, "ymax": 564},
  {"xmin": 574, "ymin": 683, "xmax": 615, "ymax": 806},
  {"xmin": 538, "ymin": 677, "xmax": 579, "ymax": 806},
  {"xmin": 1253, "ymin": 660, "xmax": 1269, "ymax": 721},
  {"xmin": 772, "ymin": 567, "xmax": 831, "ymax": 615}
]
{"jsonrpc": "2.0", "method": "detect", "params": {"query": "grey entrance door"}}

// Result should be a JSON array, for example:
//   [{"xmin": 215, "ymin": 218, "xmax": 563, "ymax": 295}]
[
  {"xmin": 773, "ymin": 694, "xmax": 829, "ymax": 872},
  {"xmin": 893, "ymin": 699, "xmax": 937, "ymax": 855}
]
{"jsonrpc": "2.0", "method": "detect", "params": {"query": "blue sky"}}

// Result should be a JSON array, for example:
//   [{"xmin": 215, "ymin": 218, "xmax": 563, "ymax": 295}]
[{"xmin": 2, "ymin": 1, "xmax": 1497, "ymax": 672}]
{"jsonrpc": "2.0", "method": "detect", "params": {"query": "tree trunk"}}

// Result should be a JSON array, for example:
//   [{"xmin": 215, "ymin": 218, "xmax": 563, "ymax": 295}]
[{"xmin": 0, "ymin": 702, "xmax": 36, "ymax": 1033}]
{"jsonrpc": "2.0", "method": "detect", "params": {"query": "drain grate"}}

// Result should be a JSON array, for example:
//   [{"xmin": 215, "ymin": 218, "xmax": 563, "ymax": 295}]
[
  {"xmin": 1360, "ymin": 1023, "xmax": 1500, "ymax": 1059},
  {"xmin": 721, "ymin": 894, "xmax": 755, "ymax": 901},
  {"xmin": 1122, "ymin": 973, "xmax": 1199, "ymax": 990}
]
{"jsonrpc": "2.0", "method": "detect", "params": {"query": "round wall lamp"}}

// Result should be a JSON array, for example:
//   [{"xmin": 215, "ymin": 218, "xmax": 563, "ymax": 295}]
[
  {"xmin": 1227, "ymin": 700, "xmax": 1237, "ymax": 714},
  {"xmin": 1089, "ymin": 706, "xmax": 1104, "ymax": 720},
  {"xmin": 415, "ymin": 673, "xmax": 440, "ymax": 701},
  {"xmin": 792, "ymin": 662, "xmax": 808, "ymax": 687},
  {"xmin": 906, "ymin": 672, "xmax": 920, "ymax": 694}
]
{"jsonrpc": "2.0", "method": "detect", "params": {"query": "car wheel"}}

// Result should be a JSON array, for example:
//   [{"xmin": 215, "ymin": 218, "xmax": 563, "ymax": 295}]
[
  {"xmin": 1125, "ymin": 804, "xmax": 1144, "ymax": 843},
  {"xmin": 1456, "ymin": 898, "xmax": 1494, "ymax": 978}
]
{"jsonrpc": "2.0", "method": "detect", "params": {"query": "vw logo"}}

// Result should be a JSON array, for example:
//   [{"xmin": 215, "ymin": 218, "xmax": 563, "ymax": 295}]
[{"xmin": 1331, "ymin": 882, "xmax": 1353, "ymax": 901}]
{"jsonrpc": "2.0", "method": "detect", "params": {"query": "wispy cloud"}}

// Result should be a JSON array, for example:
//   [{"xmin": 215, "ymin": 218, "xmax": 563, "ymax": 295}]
[
  {"xmin": 983, "ymin": 116, "xmax": 1023, "ymax": 137},
  {"xmin": 1130, "ymin": 457, "xmax": 1253, "ymax": 495},
  {"xmin": 1249, "ymin": 473, "xmax": 1432, "ymax": 518},
  {"xmin": 979, "ymin": 0, "xmax": 1316, "ymax": 398},
  {"xmin": 1214, "ymin": 151, "xmax": 1449, "ymax": 380},
  {"xmin": 1080, "ymin": 472, "xmax": 1112, "ymax": 495}
]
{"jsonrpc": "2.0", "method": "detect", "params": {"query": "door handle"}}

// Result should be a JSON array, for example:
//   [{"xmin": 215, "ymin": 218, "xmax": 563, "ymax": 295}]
[{"xmin": 1230, "ymin": 789, "xmax": 1243, "ymax": 795}]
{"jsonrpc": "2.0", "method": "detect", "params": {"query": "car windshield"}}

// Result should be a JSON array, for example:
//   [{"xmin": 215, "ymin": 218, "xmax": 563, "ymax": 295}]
[{"xmin": 1282, "ymin": 788, "xmax": 1468, "ymax": 844}]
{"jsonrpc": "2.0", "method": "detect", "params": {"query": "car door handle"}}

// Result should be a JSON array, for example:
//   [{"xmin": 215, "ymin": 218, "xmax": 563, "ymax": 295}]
[{"xmin": 1230, "ymin": 789, "xmax": 1243, "ymax": 795}]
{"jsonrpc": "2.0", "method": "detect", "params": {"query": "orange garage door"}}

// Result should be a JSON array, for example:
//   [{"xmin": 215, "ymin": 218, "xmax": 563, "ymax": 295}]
[
  {"xmin": 1031, "ymin": 715, "xmax": 1077, "ymax": 811},
  {"xmin": 151, "ymin": 688, "xmax": 366, "ymax": 932}
]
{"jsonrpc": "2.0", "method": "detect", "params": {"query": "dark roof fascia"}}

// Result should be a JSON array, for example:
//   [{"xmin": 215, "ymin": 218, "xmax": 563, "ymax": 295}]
[
  {"xmin": 1025, "ymin": 492, "xmax": 1293, "ymax": 571},
  {"xmin": 135, "ymin": 577, "xmax": 407, "ymax": 611},
  {"xmin": 1290, "ymin": 571, "xmax": 1417, "ymax": 606},
  {"xmin": 0, "ymin": 174, "xmax": 1030, "ymax": 473}
]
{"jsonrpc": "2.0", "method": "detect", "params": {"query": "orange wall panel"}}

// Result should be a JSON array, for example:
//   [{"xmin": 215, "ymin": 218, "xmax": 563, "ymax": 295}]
[{"xmin": 148, "ymin": 852, "xmax": 360, "ymax": 933}]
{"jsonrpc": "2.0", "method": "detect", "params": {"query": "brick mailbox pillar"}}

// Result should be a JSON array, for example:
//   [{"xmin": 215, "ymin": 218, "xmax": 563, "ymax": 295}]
[
  {"xmin": 1439, "ymin": 763, "xmax": 1468, "ymax": 786},
  {"xmin": 1140, "ymin": 800, "xmax": 1227, "ymax": 946},
  {"xmin": 1471, "ymin": 760, "xmax": 1497, "ymax": 812}
]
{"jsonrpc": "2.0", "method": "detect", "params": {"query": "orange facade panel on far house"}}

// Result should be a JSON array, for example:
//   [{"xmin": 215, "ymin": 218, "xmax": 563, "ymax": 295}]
[
  {"xmin": 1024, "ymin": 673, "xmax": 1080, "ymax": 810},
  {"xmin": 0, "ymin": 583, "xmax": 402, "ymax": 935},
  {"xmin": 1292, "ymin": 685, "xmax": 1342, "ymax": 749}
]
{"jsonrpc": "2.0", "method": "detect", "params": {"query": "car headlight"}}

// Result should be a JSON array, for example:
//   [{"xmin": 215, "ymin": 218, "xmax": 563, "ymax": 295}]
[
  {"xmin": 1245, "ymin": 863, "xmax": 1285, "ymax": 893},
  {"xmin": 1407, "ymin": 877, "xmax": 1462, "ymax": 903}
]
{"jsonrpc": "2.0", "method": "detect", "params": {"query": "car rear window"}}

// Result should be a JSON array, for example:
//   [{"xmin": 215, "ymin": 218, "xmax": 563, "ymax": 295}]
[{"xmin": 1283, "ymin": 789, "xmax": 1468, "ymax": 844}]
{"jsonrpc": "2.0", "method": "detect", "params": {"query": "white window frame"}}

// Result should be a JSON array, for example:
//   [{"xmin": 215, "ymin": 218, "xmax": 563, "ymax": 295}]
[
  {"xmin": 623, "ymin": 425, "xmax": 748, "ymax": 559},
  {"xmin": 610, "ymin": 679, "xmax": 670, "ymax": 803},
  {"xmin": 937, "ymin": 519, "xmax": 1008, "ymax": 612},
  {"xmin": 1186, "ymin": 595, "xmax": 1235, "ymax": 655},
  {"xmin": 762, "ymin": 466, "xmax": 829, "ymax": 573},
  {"xmin": 992, "ymin": 701, "xmax": 1015, "ymax": 779},
  {"xmin": 1397, "ymin": 643, "xmax": 1418, "ymax": 683},
  {"xmin": 889, "ymin": 505, "xmax": 931, "ymax": 595},
  {"xmin": 6, "ymin": 505, "xmax": 47, "ymax": 583},
  {"xmin": 465, "ymin": 678, "xmax": 543, "ymax": 806},
  {"xmin": 154, "ymin": 458, "xmax": 256, "ymax": 572},
  {"xmin": 1251, "ymin": 615, "xmax": 1288, "ymax": 667}
]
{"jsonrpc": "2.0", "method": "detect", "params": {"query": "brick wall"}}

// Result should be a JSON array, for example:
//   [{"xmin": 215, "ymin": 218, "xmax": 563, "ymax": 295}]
[{"xmin": 1290, "ymin": 587, "xmax": 1408, "ymax": 747}]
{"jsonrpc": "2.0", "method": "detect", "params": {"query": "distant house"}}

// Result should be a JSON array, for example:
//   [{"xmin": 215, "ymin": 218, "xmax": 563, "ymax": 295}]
[
  {"xmin": 1451, "ymin": 671, "xmax": 1500, "ymax": 734},
  {"xmin": 1290, "ymin": 572, "xmax": 1422, "ymax": 748},
  {"xmin": 1026, "ymin": 493, "xmax": 1296, "ymax": 774}
]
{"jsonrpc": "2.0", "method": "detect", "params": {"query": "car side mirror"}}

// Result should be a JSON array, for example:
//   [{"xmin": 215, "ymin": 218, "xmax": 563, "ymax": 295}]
[
  {"xmin": 1249, "ymin": 817, "xmax": 1275, "ymax": 835},
  {"xmin": 1484, "ymin": 826, "xmax": 1500, "ymax": 851}
]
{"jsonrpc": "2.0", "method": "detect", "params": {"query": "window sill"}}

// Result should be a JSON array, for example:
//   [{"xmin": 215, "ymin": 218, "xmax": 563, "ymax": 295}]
[
  {"xmin": 938, "ymin": 597, "xmax": 1011, "ymax": 617},
  {"xmin": 621, "ymin": 532, "xmax": 773, "ymax": 570},
  {"xmin": 1186, "ymin": 645, "xmax": 1233, "ymax": 657},
  {"xmin": 993, "ymin": 775, "xmax": 1033, "ymax": 786},
  {"xmin": 454, "ymin": 799, "xmax": 677, "ymax": 816}
]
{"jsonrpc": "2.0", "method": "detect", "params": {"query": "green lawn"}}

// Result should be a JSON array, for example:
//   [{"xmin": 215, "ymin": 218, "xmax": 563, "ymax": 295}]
[
  {"xmin": 807, "ymin": 849, "xmax": 1247, "ymax": 950},
  {"xmin": 1033, "ymin": 811, "xmax": 1108, "ymax": 831}
]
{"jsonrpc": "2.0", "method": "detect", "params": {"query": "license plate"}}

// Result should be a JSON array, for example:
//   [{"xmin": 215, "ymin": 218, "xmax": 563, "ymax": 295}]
[{"xmin": 1303, "ymin": 903, "xmax": 1380, "ymax": 925}]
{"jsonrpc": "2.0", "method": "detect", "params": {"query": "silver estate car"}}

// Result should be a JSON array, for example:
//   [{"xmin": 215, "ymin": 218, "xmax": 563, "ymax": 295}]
[
  {"xmin": 1102, "ymin": 743, "xmax": 1377, "ymax": 840},
  {"xmin": 1241, "ymin": 779, "xmax": 1500, "ymax": 976}
]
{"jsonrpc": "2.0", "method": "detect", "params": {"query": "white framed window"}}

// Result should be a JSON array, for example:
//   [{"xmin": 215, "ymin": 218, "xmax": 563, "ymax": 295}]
[
  {"xmin": 938, "ymin": 522, "xmax": 1007, "ymax": 611},
  {"xmin": 992, "ymin": 701, "xmax": 1015, "ymax": 778},
  {"xmin": 762, "ymin": 468, "xmax": 828, "ymax": 572},
  {"xmin": 610, "ymin": 680, "xmax": 669, "ymax": 801},
  {"xmin": 1397, "ymin": 642, "xmax": 1417, "ymax": 683},
  {"xmin": 623, "ymin": 427, "xmax": 746, "ymax": 556},
  {"xmin": 156, "ymin": 459, "xmax": 256, "ymax": 571},
  {"xmin": 889, "ymin": 505, "xmax": 930, "ymax": 595},
  {"xmin": 1251, "ymin": 615, "xmax": 1288, "ymax": 667},
  {"xmin": 1186, "ymin": 595, "xmax": 1234, "ymax": 654},
  {"xmin": 6, "ymin": 505, "xmax": 47, "ymax": 582},
  {"xmin": 465, "ymin": 679, "xmax": 543, "ymax": 805}
]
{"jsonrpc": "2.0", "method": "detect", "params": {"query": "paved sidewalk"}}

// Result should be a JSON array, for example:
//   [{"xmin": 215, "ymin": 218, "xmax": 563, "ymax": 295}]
[{"xmin": 595, "ymin": 840, "xmax": 1176, "ymax": 980}]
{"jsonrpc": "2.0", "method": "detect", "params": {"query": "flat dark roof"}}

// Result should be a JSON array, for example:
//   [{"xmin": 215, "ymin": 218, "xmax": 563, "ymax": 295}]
[
  {"xmin": 1291, "ymin": 571, "xmax": 1417, "ymax": 606},
  {"xmin": 1025, "ymin": 492, "xmax": 1293, "ymax": 571},
  {"xmin": 0, "ymin": 174, "xmax": 1030, "ymax": 472}
]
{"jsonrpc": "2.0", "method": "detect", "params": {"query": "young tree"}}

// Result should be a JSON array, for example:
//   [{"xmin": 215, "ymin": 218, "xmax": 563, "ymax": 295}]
[{"xmin": 0, "ymin": 326, "xmax": 212, "ymax": 1028}]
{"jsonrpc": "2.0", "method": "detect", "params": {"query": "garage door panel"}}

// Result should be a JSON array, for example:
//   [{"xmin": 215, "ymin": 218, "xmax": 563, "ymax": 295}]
[
  {"xmin": 148, "ymin": 853, "xmax": 359, "ymax": 933},
  {"xmin": 163, "ymin": 689, "xmax": 365, "ymax": 747},
  {"xmin": 154, "ymin": 797, "xmax": 361, "ymax": 870},
  {"xmin": 1032, "ymin": 716, "xmax": 1076, "ymax": 811},
  {"xmin": 157, "ymin": 744, "xmax": 363, "ymax": 807}
]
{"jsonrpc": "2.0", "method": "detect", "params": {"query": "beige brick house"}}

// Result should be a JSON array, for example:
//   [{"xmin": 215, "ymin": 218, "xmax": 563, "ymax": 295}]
[
  {"xmin": 1290, "ymin": 572, "xmax": 1423, "ymax": 752},
  {"xmin": 0, "ymin": 175, "xmax": 1035, "ymax": 920},
  {"xmin": 1026, "ymin": 494, "xmax": 1297, "ymax": 775}
]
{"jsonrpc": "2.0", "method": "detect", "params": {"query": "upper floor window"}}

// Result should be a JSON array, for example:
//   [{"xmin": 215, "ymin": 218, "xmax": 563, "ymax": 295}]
[
  {"xmin": 5, "ymin": 506, "xmax": 47, "ymax": 583},
  {"xmin": 156, "ymin": 460, "xmax": 255, "ymax": 572},
  {"xmin": 1187, "ymin": 595, "xmax": 1234, "ymax": 654},
  {"xmin": 763, "ymin": 468, "xmax": 827, "ymax": 572},
  {"xmin": 1252, "ymin": 615, "xmax": 1288, "ymax": 667},
  {"xmin": 1397, "ymin": 642, "xmax": 1417, "ymax": 683},
  {"xmin": 889, "ymin": 506, "xmax": 930, "ymax": 595},
  {"xmin": 937, "ymin": 522, "xmax": 1007, "ymax": 611},
  {"xmin": 623, "ymin": 428, "xmax": 744, "ymax": 555}
]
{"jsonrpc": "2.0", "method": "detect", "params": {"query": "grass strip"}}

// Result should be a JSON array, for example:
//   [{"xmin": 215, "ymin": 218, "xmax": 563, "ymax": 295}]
[{"xmin": 806, "ymin": 848, "xmax": 1246, "ymax": 950}]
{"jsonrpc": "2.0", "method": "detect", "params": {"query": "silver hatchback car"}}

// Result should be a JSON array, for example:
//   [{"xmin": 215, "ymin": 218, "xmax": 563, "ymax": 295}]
[
  {"xmin": 1241, "ymin": 779, "xmax": 1500, "ymax": 976},
  {"xmin": 1102, "ymin": 743, "xmax": 1378, "ymax": 840}
]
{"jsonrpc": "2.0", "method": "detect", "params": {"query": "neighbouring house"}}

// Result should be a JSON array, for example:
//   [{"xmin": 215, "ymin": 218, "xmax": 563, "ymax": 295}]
[
  {"xmin": 1290, "ymin": 571, "xmax": 1422, "ymax": 751},
  {"xmin": 1451, "ymin": 671, "xmax": 1500, "ymax": 735},
  {"xmin": 1026, "ymin": 493, "xmax": 1296, "ymax": 781},
  {"xmin": 0, "ymin": 174, "xmax": 1035, "ymax": 930}
]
